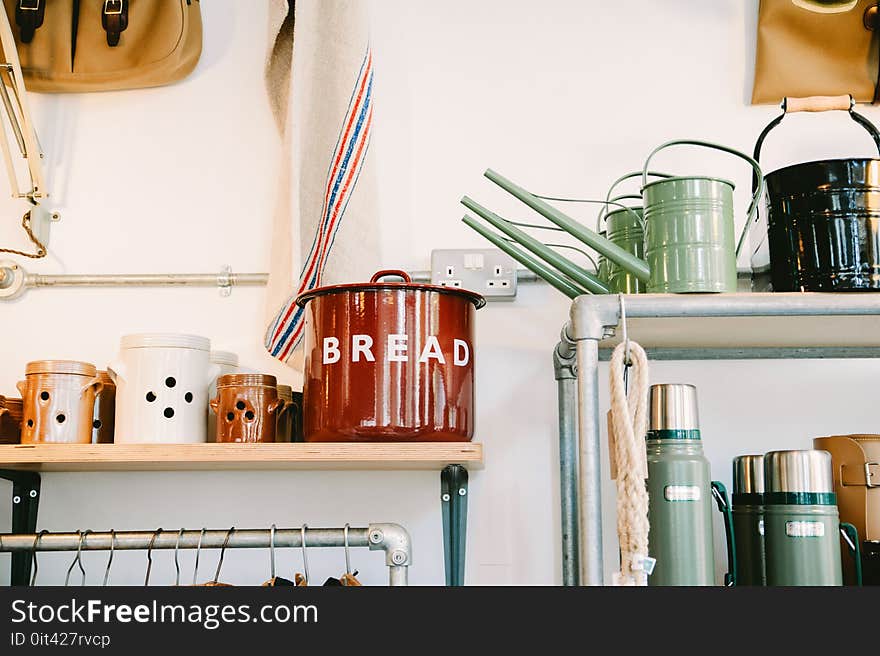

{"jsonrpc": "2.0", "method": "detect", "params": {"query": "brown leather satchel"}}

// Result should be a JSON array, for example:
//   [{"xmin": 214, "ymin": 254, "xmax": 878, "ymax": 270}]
[
  {"xmin": 752, "ymin": 0, "xmax": 880, "ymax": 104},
  {"xmin": 813, "ymin": 435, "xmax": 880, "ymax": 542},
  {"xmin": 1, "ymin": 0, "xmax": 202, "ymax": 92}
]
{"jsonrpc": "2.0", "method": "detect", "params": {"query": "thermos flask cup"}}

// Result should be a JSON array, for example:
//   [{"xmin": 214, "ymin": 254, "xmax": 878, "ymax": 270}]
[
  {"xmin": 763, "ymin": 450, "xmax": 860, "ymax": 586},
  {"xmin": 732, "ymin": 455, "xmax": 766, "ymax": 586},
  {"xmin": 646, "ymin": 384, "xmax": 721, "ymax": 586}
]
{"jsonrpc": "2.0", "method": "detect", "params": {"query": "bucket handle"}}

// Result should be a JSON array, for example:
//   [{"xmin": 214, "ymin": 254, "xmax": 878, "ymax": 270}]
[
  {"xmin": 839, "ymin": 521, "xmax": 863, "ymax": 586},
  {"xmin": 752, "ymin": 95, "xmax": 880, "ymax": 194},
  {"xmin": 641, "ymin": 139, "xmax": 764, "ymax": 258},
  {"xmin": 711, "ymin": 481, "xmax": 737, "ymax": 587},
  {"xmin": 370, "ymin": 269, "xmax": 412, "ymax": 284}
]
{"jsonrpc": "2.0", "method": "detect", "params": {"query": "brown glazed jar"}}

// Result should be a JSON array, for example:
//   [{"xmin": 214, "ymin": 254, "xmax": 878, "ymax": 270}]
[
  {"xmin": 91, "ymin": 370, "xmax": 116, "ymax": 444},
  {"xmin": 210, "ymin": 374, "xmax": 285, "ymax": 443},
  {"xmin": 296, "ymin": 270, "xmax": 485, "ymax": 442},
  {"xmin": 18, "ymin": 360, "xmax": 103, "ymax": 444},
  {"xmin": 0, "ymin": 396, "xmax": 23, "ymax": 444}
]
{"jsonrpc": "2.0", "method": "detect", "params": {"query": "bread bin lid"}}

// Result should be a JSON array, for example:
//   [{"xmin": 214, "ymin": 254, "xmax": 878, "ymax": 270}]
[
  {"xmin": 295, "ymin": 269, "xmax": 486, "ymax": 309},
  {"xmin": 210, "ymin": 350, "xmax": 239, "ymax": 367},
  {"xmin": 120, "ymin": 333, "xmax": 211, "ymax": 351},
  {"xmin": 25, "ymin": 360, "xmax": 97, "ymax": 377}
]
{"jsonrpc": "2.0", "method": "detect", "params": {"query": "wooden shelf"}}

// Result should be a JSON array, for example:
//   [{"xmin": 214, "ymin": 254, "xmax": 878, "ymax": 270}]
[{"xmin": 0, "ymin": 443, "xmax": 484, "ymax": 472}]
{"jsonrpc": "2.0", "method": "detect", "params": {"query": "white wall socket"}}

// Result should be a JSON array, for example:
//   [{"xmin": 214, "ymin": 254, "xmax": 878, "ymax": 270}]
[{"xmin": 431, "ymin": 248, "xmax": 518, "ymax": 301}]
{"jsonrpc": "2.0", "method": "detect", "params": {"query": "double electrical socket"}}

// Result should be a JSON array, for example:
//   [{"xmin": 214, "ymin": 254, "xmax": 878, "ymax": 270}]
[{"xmin": 431, "ymin": 248, "xmax": 518, "ymax": 300}]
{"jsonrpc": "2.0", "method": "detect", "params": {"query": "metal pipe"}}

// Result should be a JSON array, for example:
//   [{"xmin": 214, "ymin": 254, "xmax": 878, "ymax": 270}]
[
  {"xmin": 389, "ymin": 566, "xmax": 408, "ymax": 586},
  {"xmin": 576, "ymin": 338, "xmax": 604, "ymax": 585},
  {"xmin": 27, "ymin": 272, "xmax": 269, "ymax": 288},
  {"xmin": 554, "ymin": 333, "xmax": 580, "ymax": 586},
  {"xmin": 0, "ymin": 528, "xmax": 369, "ymax": 552}
]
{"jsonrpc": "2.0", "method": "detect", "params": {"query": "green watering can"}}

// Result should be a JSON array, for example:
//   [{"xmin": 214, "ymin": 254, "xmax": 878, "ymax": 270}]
[
  {"xmin": 595, "ymin": 171, "xmax": 674, "ymax": 294},
  {"xmin": 462, "ymin": 140, "xmax": 764, "ymax": 295}
]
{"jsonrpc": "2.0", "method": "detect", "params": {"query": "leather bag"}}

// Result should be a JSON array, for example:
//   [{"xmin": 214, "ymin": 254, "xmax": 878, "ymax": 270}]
[
  {"xmin": 814, "ymin": 435, "xmax": 880, "ymax": 541},
  {"xmin": 752, "ymin": 0, "xmax": 880, "ymax": 104},
  {"xmin": 1, "ymin": 0, "xmax": 202, "ymax": 93}
]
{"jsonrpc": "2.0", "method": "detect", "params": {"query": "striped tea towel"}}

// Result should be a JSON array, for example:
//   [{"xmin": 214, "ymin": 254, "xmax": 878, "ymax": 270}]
[{"xmin": 263, "ymin": 0, "xmax": 380, "ymax": 369}]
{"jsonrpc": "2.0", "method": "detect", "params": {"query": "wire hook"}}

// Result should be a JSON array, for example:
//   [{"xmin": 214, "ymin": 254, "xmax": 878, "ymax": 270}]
[
  {"xmin": 300, "ymin": 524, "xmax": 310, "ymax": 584},
  {"xmin": 619, "ymin": 294, "xmax": 631, "ymax": 366},
  {"xmin": 65, "ymin": 529, "xmax": 89, "ymax": 586},
  {"xmin": 192, "ymin": 528, "xmax": 206, "ymax": 586},
  {"xmin": 343, "ymin": 523, "xmax": 352, "ymax": 576},
  {"xmin": 102, "ymin": 529, "xmax": 116, "ymax": 587},
  {"xmin": 30, "ymin": 529, "xmax": 48, "ymax": 586},
  {"xmin": 174, "ymin": 528, "xmax": 185, "ymax": 586},
  {"xmin": 212, "ymin": 527, "xmax": 234, "ymax": 584},
  {"xmin": 144, "ymin": 528, "xmax": 162, "ymax": 586},
  {"xmin": 269, "ymin": 524, "xmax": 277, "ymax": 580}
]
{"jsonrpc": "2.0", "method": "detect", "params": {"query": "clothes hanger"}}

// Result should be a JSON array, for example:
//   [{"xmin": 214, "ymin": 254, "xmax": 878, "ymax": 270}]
[
  {"xmin": 340, "ymin": 523, "xmax": 362, "ymax": 587},
  {"xmin": 191, "ymin": 528, "xmax": 206, "ymax": 586},
  {"xmin": 29, "ymin": 529, "xmax": 48, "ymax": 586},
  {"xmin": 144, "ymin": 528, "xmax": 162, "ymax": 586},
  {"xmin": 294, "ymin": 524, "xmax": 309, "ymax": 586},
  {"xmin": 203, "ymin": 527, "xmax": 234, "ymax": 586},
  {"xmin": 324, "ymin": 523, "xmax": 362, "ymax": 586},
  {"xmin": 262, "ymin": 524, "xmax": 295, "ymax": 587},
  {"xmin": 64, "ymin": 530, "xmax": 90, "ymax": 586},
  {"xmin": 102, "ymin": 529, "xmax": 116, "ymax": 587},
  {"xmin": 174, "ymin": 528, "xmax": 185, "ymax": 586}
]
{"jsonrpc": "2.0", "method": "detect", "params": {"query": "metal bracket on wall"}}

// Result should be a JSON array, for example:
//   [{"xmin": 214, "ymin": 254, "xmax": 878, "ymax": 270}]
[
  {"xmin": 0, "ymin": 470, "xmax": 40, "ymax": 586},
  {"xmin": 440, "ymin": 464, "xmax": 468, "ymax": 586}
]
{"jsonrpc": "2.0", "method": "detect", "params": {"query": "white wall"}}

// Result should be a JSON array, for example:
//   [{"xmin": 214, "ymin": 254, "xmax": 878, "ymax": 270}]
[{"xmin": 3, "ymin": 0, "xmax": 880, "ymax": 585}]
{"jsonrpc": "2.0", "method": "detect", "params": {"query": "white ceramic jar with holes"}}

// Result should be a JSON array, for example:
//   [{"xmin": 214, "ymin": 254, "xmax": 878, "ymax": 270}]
[
  {"xmin": 109, "ymin": 334, "xmax": 219, "ymax": 444},
  {"xmin": 207, "ymin": 350, "xmax": 239, "ymax": 443}
]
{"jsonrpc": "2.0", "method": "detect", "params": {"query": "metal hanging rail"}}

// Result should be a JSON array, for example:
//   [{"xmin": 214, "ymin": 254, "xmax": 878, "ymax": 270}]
[
  {"xmin": 0, "ymin": 523, "xmax": 412, "ymax": 586},
  {"xmin": 558, "ymin": 291, "xmax": 880, "ymax": 586}
]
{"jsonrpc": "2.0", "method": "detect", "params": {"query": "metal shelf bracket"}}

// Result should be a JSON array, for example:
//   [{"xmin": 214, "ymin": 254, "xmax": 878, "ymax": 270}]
[{"xmin": 0, "ymin": 469, "xmax": 41, "ymax": 586}]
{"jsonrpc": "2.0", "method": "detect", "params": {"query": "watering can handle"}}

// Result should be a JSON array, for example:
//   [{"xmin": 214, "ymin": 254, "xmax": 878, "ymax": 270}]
[
  {"xmin": 839, "ymin": 522, "xmax": 863, "ymax": 587},
  {"xmin": 752, "ymin": 95, "xmax": 880, "ymax": 194},
  {"xmin": 641, "ymin": 139, "xmax": 764, "ymax": 259},
  {"xmin": 711, "ymin": 481, "xmax": 737, "ymax": 587},
  {"xmin": 596, "ymin": 171, "xmax": 673, "ymax": 230}
]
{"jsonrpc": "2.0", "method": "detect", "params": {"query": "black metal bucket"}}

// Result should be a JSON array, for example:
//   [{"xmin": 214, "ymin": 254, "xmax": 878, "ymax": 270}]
[{"xmin": 752, "ymin": 96, "xmax": 880, "ymax": 292}]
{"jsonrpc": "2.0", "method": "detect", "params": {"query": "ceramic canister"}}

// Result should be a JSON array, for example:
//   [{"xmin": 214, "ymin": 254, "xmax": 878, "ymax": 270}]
[
  {"xmin": 0, "ymin": 396, "xmax": 23, "ymax": 444},
  {"xmin": 91, "ymin": 371, "xmax": 116, "ymax": 444},
  {"xmin": 18, "ymin": 360, "xmax": 103, "ymax": 444},
  {"xmin": 110, "ymin": 334, "xmax": 218, "ymax": 444},
  {"xmin": 210, "ymin": 373, "xmax": 284, "ymax": 443},
  {"xmin": 207, "ymin": 351, "xmax": 239, "ymax": 443}
]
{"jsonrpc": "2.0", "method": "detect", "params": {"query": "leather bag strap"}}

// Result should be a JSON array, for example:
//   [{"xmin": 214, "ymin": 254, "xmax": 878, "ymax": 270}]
[
  {"xmin": 14, "ymin": 0, "xmax": 45, "ymax": 44},
  {"xmin": 101, "ymin": 0, "xmax": 128, "ymax": 47}
]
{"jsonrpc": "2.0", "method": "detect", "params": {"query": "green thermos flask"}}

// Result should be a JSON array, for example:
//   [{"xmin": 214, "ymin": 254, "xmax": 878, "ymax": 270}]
[
  {"xmin": 646, "ymin": 384, "xmax": 733, "ymax": 586},
  {"xmin": 764, "ymin": 450, "xmax": 861, "ymax": 586},
  {"xmin": 732, "ymin": 455, "xmax": 766, "ymax": 586}
]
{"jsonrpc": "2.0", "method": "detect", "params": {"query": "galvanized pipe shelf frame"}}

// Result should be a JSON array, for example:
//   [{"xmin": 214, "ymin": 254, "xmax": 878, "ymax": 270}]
[{"xmin": 556, "ymin": 292, "xmax": 880, "ymax": 586}]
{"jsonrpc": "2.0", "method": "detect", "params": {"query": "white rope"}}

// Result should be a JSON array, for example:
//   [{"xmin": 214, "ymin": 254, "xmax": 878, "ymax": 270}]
[{"xmin": 609, "ymin": 339, "xmax": 651, "ymax": 586}]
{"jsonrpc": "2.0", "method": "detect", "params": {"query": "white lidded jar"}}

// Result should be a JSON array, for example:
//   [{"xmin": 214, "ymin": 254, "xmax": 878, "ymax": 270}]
[
  {"xmin": 207, "ymin": 350, "xmax": 239, "ymax": 443},
  {"xmin": 109, "ymin": 334, "xmax": 219, "ymax": 444}
]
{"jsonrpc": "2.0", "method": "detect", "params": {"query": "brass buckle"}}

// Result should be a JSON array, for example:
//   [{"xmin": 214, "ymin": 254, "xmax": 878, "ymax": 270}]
[
  {"xmin": 103, "ymin": 0, "xmax": 123, "ymax": 15},
  {"xmin": 18, "ymin": 0, "xmax": 39, "ymax": 11},
  {"xmin": 867, "ymin": 462, "xmax": 879, "ymax": 488}
]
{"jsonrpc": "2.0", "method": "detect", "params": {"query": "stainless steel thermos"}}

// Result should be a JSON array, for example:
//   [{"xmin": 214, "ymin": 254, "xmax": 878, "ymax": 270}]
[
  {"xmin": 646, "ymin": 384, "xmax": 733, "ymax": 586},
  {"xmin": 763, "ymin": 450, "xmax": 860, "ymax": 586},
  {"xmin": 732, "ymin": 455, "xmax": 766, "ymax": 586}
]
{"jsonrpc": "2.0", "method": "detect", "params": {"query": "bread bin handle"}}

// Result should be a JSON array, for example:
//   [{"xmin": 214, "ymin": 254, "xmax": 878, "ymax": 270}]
[{"xmin": 370, "ymin": 269, "xmax": 411, "ymax": 283}]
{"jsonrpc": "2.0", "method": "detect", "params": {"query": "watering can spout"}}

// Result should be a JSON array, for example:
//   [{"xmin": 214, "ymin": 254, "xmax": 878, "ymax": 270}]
[{"xmin": 482, "ymin": 170, "xmax": 652, "ymax": 284}]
